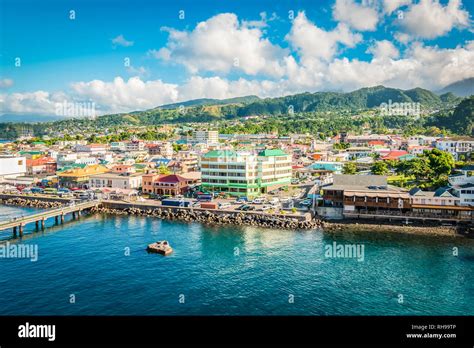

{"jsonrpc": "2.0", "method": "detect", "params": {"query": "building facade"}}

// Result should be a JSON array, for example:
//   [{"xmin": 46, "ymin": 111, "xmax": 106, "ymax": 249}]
[
  {"xmin": 200, "ymin": 149, "xmax": 291, "ymax": 197},
  {"xmin": 88, "ymin": 172, "xmax": 143, "ymax": 190}
]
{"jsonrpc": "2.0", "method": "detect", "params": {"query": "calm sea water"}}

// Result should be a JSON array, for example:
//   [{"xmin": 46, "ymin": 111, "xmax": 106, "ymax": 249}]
[{"xmin": 0, "ymin": 205, "xmax": 473, "ymax": 315}]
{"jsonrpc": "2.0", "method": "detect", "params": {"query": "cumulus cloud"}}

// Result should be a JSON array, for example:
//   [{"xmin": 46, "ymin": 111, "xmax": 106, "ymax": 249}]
[
  {"xmin": 2, "ymin": 9, "xmax": 474, "ymax": 116},
  {"xmin": 333, "ymin": 0, "xmax": 379, "ymax": 31},
  {"xmin": 0, "ymin": 91, "xmax": 68, "ymax": 115},
  {"xmin": 111, "ymin": 34, "xmax": 134, "ymax": 48},
  {"xmin": 152, "ymin": 13, "xmax": 289, "ymax": 77},
  {"xmin": 286, "ymin": 11, "xmax": 362, "ymax": 62},
  {"xmin": 399, "ymin": 0, "xmax": 471, "ymax": 39},
  {"xmin": 366, "ymin": 40, "xmax": 400, "ymax": 60},
  {"xmin": 70, "ymin": 77, "xmax": 178, "ymax": 113},
  {"xmin": 383, "ymin": 0, "xmax": 412, "ymax": 15}
]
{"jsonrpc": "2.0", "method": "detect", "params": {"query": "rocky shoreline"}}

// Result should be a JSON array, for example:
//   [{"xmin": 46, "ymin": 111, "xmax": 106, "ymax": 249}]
[
  {"xmin": 0, "ymin": 197, "xmax": 64, "ymax": 209},
  {"xmin": 91, "ymin": 206, "xmax": 323, "ymax": 229},
  {"xmin": 1, "ymin": 197, "xmax": 469, "ymax": 237},
  {"xmin": 325, "ymin": 221, "xmax": 460, "ymax": 237}
]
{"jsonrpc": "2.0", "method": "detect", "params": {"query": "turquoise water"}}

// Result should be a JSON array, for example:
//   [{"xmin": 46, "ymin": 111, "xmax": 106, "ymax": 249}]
[{"xmin": 0, "ymin": 205, "xmax": 473, "ymax": 315}]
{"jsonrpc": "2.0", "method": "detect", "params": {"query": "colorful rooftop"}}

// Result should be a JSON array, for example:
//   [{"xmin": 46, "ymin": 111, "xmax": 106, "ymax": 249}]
[
  {"xmin": 202, "ymin": 150, "xmax": 238, "ymax": 158},
  {"xmin": 258, "ymin": 149, "xmax": 288, "ymax": 157}
]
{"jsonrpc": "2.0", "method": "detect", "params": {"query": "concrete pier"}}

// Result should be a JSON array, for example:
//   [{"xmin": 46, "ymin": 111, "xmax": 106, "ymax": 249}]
[{"xmin": 0, "ymin": 201, "xmax": 99, "ymax": 237}]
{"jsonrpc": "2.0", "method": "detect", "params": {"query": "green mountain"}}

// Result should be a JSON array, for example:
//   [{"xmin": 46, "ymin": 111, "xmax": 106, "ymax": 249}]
[
  {"xmin": 235, "ymin": 85, "xmax": 446, "ymax": 116},
  {"xmin": 158, "ymin": 95, "xmax": 261, "ymax": 109},
  {"xmin": 0, "ymin": 85, "xmax": 469, "ymax": 139},
  {"xmin": 438, "ymin": 77, "xmax": 474, "ymax": 97}
]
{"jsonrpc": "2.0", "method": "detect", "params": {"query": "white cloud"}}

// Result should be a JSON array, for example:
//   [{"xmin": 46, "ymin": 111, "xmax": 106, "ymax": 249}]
[
  {"xmin": 2, "ymin": 9, "xmax": 474, "ymax": 117},
  {"xmin": 70, "ymin": 77, "xmax": 178, "ymax": 113},
  {"xmin": 366, "ymin": 40, "xmax": 400, "ymax": 59},
  {"xmin": 383, "ymin": 0, "xmax": 412, "ymax": 15},
  {"xmin": 153, "ymin": 13, "xmax": 289, "ymax": 77},
  {"xmin": 0, "ymin": 91, "xmax": 68, "ymax": 115},
  {"xmin": 0, "ymin": 78, "xmax": 14, "ymax": 88},
  {"xmin": 286, "ymin": 11, "xmax": 362, "ymax": 62},
  {"xmin": 111, "ymin": 34, "xmax": 134, "ymax": 48},
  {"xmin": 399, "ymin": 0, "xmax": 471, "ymax": 39},
  {"xmin": 126, "ymin": 66, "xmax": 149, "ymax": 78},
  {"xmin": 2, "ymin": 39, "xmax": 474, "ymax": 118},
  {"xmin": 333, "ymin": 0, "xmax": 379, "ymax": 31}
]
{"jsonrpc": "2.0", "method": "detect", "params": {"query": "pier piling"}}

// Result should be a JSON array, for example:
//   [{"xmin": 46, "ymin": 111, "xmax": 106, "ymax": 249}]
[
  {"xmin": 13, "ymin": 226, "xmax": 17, "ymax": 238},
  {"xmin": 19, "ymin": 224, "xmax": 23, "ymax": 237}
]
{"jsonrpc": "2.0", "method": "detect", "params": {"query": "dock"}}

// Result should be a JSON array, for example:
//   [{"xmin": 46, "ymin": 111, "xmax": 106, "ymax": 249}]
[{"xmin": 0, "ymin": 200, "xmax": 99, "ymax": 238}]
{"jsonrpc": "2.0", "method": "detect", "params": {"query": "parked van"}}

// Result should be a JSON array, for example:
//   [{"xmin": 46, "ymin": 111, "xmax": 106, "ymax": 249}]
[
  {"xmin": 252, "ymin": 198, "xmax": 266, "ymax": 204},
  {"xmin": 31, "ymin": 187, "xmax": 44, "ymax": 194},
  {"xmin": 218, "ymin": 202, "xmax": 232, "ymax": 209}
]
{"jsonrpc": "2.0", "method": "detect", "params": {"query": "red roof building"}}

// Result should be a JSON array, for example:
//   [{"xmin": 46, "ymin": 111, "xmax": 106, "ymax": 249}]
[
  {"xmin": 381, "ymin": 150, "xmax": 409, "ymax": 161},
  {"xmin": 142, "ymin": 174, "xmax": 189, "ymax": 196}
]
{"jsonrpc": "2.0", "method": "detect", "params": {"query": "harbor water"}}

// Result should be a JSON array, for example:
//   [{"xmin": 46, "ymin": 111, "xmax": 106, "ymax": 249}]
[{"xmin": 0, "ymin": 205, "xmax": 473, "ymax": 315}]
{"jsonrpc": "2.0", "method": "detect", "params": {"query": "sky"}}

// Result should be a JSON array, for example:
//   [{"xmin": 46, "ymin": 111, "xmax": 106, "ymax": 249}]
[{"xmin": 0, "ymin": 0, "xmax": 473, "ymax": 117}]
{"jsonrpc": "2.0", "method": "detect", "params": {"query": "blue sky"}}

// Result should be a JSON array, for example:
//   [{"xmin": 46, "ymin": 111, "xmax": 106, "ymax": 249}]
[{"xmin": 0, "ymin": 0, "xmax": 473, "ymax": 116}]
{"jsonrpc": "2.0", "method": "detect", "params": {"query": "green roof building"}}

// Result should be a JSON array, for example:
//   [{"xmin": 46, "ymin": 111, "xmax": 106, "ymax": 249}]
[{"xmin": 200, "ymin": 149, "xmax": 292, "ymax": 198}]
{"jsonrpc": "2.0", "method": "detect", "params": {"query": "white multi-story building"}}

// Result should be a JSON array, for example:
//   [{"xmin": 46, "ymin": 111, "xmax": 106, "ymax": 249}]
[
  {"xmin": 435, "ymin": 139, "xmax": 474, "ymax": 160},
  {"xmin": 126, "ymin": 140, "xmax": 145, "ymax": 152},
  {"xmin": 454, "ymin": 184, "xmax": 474, "ymax": 207},
  {"xmin": 193, "ymin": 130, "xmax": 219, "ymax": 145},
  {"xmin": 88, "ymin": 172, "xmax": 143, "ymax": 190},
  {"xmin": 449, "ymin": 166, "xmax": 474, "ymax": 186},
  {"xmin": 0, "ymin": 156, "xmax": 26, "ymax": 178},
  {"xmin": 257, "ymin": 149, "xmax": 293, "ymax": 193}
]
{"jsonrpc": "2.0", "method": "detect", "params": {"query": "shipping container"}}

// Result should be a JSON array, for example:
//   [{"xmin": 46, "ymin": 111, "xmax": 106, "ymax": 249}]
[{"xmin": 200, "ymin": 202, "xmax": 218, "ymax": 210}]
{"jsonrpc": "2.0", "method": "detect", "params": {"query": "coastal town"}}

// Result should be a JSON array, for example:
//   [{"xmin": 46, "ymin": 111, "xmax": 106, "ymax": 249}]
[{"xmin": 0, "ymin": 128, "xmax": 473, "ymax": 235}]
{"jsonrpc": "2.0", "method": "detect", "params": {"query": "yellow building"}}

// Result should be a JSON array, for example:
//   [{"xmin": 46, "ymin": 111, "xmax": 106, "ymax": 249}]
[{"xmin": 58, "ymin": 164, "xmax": 109, "ymax": 188}]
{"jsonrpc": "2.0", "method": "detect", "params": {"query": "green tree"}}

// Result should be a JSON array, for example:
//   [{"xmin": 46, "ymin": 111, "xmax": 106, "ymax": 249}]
[
  {"xmin": 371, "ymin": 161, "xmax": 389, "ymax": 175},
  {"xmin": 158, "ymin": 164, "xmax": 171, "ymax": 175},
  {"xmin": 425, "ymin": 148, "xmax": 455, "ymax": 180},
  {"xmin": 342, "ymin": 162, "xmax": 357, "ymax": 174}
]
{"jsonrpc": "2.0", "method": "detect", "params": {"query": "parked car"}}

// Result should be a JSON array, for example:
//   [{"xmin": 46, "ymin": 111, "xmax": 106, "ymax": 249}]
[
  {"xmin": 259, "ymin": 205, "xmax": 272, "ymax": 211},
  {"xmin": 237, "ymin": 204, "xmax": 254, "ymax": 211},
  {"xmin": 268, "ymin": 197, "xmax": 280, "ymax": 205},
  {"xmin": 252, "ymin": 198, "xmax": 266, "ymax": 204},
  {"xmin": 234, "ymin": 197, "xmax": 248, "ymax": 203},
  {"xmin": 31, "ymin": 187, "xmax": 44, "ymax": 194}
]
